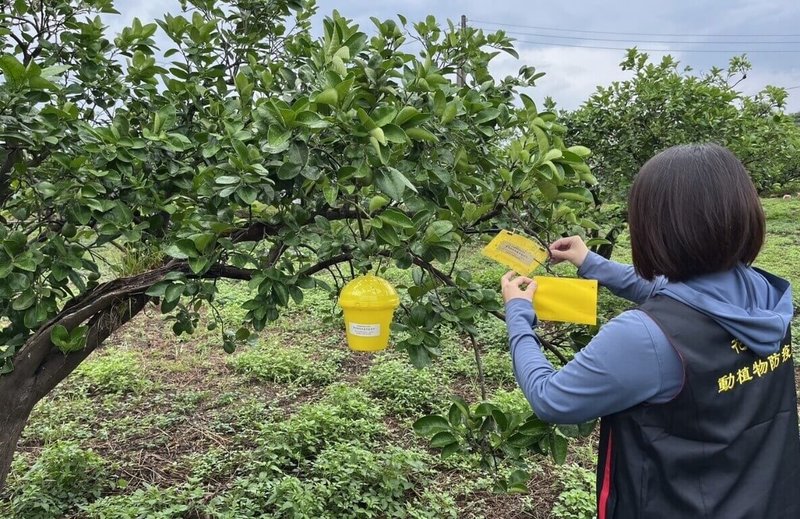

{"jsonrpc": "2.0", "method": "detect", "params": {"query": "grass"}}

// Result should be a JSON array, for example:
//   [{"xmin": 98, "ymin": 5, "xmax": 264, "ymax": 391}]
[
  {"xmin": 228, "ymin": 339, "xmax": 345, "ymax": 385},
  {"xmin": 1, "ymin": 197, "xmax": 797, "ymax": 519}
]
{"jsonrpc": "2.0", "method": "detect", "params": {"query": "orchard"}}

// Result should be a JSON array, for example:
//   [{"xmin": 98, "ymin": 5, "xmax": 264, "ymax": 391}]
[{"xmin": 0, "ymin": 0, "xmax": 798, "ymax": 517}]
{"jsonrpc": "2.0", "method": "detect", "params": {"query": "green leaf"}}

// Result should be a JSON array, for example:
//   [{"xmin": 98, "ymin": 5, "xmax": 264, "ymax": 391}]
[
  {"xmin": 549, "ymin": 433, "xmax": 569, "ymax": 464},
  {"xmin": 537, "ymin": 180, "xmax": 559, "ymax": 202},
  {"xmin": 50, "ymin": 325, "xmax": 70, "ymax": 350},
  {"xmin": 381, "ymin": 124, "xmax": 407, "ymax": 143},
  {"xmin": 556, "ymin": 187, "xmax": 594, "ymax": 203},
  {"xmin": 164, "ymin": 244, "xmax": 188, "ymax": 260},
  {"xmin": 441, "ymin": 442, "xmax": 460, "ymax": 459},
  {"xmin": 542, "ymin": 149, "xmax": 563, "ymax": 163},
  {"xmin": 312, "ymin": 88, "xmax": 339, "ymax": 106},
  {"xmin": 0, "ymin": 55, "xmax": 26, "ymax": 87},
  {"xmin": 188, "ymin": 257, "xmax": 210, "ymax": 274},
  {"xmin": 394, "ymin": 106, "xmax": 420, "ymax": 126},
  {"xmin": 164, "ymin": 283, "xmax": 184, "ymax": 304},
  {"xmin": 580, "ymin": 218, "xmax": 601, "ymax": 231},
  {"xmin": 474, "ymin": 402, "xmax": 498, "ymax": 417},
  {"xmin": 11, "ymin": 290, "xmax": 36, "ymax": 311},
  {"xmin": 368, "ymin": 195, "xmax": 390, "ymax": 213},
  {"xmin": 506, "ymin": 469, "xmax": 530, "ymax": 493},
  {"xmin": 531, "ymin": 125, "xmax": 549, "ymax": 159},
  {"xmin": 474, "ymin": 108, "xmax": 500, "ymax": 125},
  {"xmin": 13, "ymin": 0, "xmax": 27, "ymax": 14},
  {"xmin": 357, "ymin": 107, "xmax": 377, "ymax": 130},
  {"xmin": 375, "ymin": 167, "xmax": 417, "ymax": 200},
  {"xmin": 405, "ymin": 127, "xmax": 437, "ymax": 142},
  {"xmin": 323, "ymin": 183, "xmax": 338, "ymax": 206},
  {"xmin": 373, "ymin": 225, "xmax": 402, "ymax": 247},
  {"xmin": 577, "ymin": 420, "xmax": 597, "ymax": 436},
  {"xmin": 448, "ymin": 402, "xmax": 464, "ymax": 425},
  {"xmin": 430, "ymin": 431, "xmax": 458, "ymax": 448},
  {"xmin": 369, "ymin": 127, "xmax": 386, "ymax": 145},
  {"xmin": 413, "ymin": 415, "xmax": 450, "ymax": 437},
  {"xmin": 378, "ymin": 208, "xmax": 414, "ymax": 229},
  {"xmin": 145, "ymin": 282, "xmax": 169, "ymax": 297},
  {"xmin": 372, "ymin": 106, "xmax": 397, "ymax": 127},
  {"xmin": 556, "ymin": 424, "xmax": 581, "ymax": 438},
  {"xmin": 238, "ymin": 186, "xmax": 258, "ymax": 205},
  {"xmin": 567, "ymin": 145, "xmax": 592, "ymax": 158},
  {"xmin": 441, "ymin": 101, "xmax": 457, "ymax": 124},
  {"xmin": 191, "ymin": 233, "xmax": 215, "ymax": 253},
  {"xmin": 519, "ymin": 418, "xmax": 549, "ymax": 436},
  {"xmin": 216, "ymin": 176, "xmax": 240, "ymax": 185},
  {"xmin": 12, "ymin": 253, "xmax": 37, "ymax": 272},
  {"xmin": 425, "ymin": 220, "xmax": 454, "ymax": 242},
  {"xmin": 40, "ymin": 65, "xmax": 70, "ymax": 80},
  {"xmin": 491, "ymin": 409, "xmax": 509, "ymax": 431}
]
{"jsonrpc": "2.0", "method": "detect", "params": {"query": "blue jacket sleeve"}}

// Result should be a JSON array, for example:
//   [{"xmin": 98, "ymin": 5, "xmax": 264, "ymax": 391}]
[
  {"xmin": 578, "ymin": 252, "xmax": 667, "ymax": 304},
  {"xmin": 505, "ymin": 298, "xmax": 683, "ymax": 424}
]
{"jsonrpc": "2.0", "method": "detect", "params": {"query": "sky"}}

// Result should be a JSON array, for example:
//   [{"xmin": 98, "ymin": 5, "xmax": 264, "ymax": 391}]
[{"xmin": 106, "ymin": 0, "xmax": 800, "ymax": 112}]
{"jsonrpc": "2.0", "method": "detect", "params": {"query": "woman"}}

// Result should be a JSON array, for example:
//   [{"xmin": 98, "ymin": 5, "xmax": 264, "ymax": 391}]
[{"xmin": 501, "ymin": 143, "xmax": 799, "ymax": 519}]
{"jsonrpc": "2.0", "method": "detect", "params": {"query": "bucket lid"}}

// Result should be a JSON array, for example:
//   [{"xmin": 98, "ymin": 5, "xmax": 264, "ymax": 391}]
[{"xmin": 339, "ymin": 274, "xmax": 400, "ymax": 310}]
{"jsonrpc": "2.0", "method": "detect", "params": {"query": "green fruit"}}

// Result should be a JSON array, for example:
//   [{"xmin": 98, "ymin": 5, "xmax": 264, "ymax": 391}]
[{"xmin": 61, "ymin": 223, "xmax": 77, "ymax": 238}]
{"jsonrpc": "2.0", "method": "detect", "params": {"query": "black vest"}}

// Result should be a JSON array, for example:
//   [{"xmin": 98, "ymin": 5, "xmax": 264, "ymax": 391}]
[{"xmin": 596, "ymin": 295, "xmax": 800, "ymax": 519}]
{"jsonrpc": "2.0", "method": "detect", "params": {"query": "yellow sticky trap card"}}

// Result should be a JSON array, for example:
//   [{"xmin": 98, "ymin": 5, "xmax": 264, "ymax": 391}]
[
  {"xmin": 481, "ymin": 230, "xmax": 549, "ymax": 275},
  {"xmin": 533, "ymin": 277, "xmax": 598, "ymax": 326}
]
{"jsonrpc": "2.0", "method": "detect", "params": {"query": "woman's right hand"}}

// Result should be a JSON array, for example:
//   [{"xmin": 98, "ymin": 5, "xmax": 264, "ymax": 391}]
[{"xmin": 549, "ymin": 236, "xmax": 590, "ymax": 268}]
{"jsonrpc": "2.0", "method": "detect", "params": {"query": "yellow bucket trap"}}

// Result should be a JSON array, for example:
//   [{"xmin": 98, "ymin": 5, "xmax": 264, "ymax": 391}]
[{"xmin": 338, "ymin": 274, "xmax": 399, "ymax": 352}]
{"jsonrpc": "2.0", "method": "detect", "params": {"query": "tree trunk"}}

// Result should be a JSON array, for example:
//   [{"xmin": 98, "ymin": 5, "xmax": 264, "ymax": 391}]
[
  {"xmin": 0, "ymin": 372, "xmax": 36, "ymax": 490},
  {"xmin": 0, "ymin": 294, "xmax": 149, "ymax": 491}
]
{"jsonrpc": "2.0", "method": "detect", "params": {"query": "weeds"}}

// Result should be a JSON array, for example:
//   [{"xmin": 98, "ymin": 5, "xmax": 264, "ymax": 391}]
[
  {"xmin": 228, "ymin": 340, "xmax": 344, "ymax": 385},
  {"xmin": 5, "ymin": 442, "xmax": 110, "ymax": 519},
  {"xmin": 551, "ymin": 463, "xmax": 596, "ymax": 519},
  {"xmin": 75, "ymin": 349, "xmax": 151, "ymax": 394},
  {"xmin": 361, "ymin": 359, "xmax": 444, "ymax": 414}
]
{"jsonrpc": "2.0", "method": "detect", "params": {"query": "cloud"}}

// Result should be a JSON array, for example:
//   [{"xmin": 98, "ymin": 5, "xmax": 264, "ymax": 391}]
[
  {"xmin": 100, "ymin": 0, "xmax": 800, "ymax": 113},
  {"xmin": 490, "ymin": 44, "xmax": 800, "ymax": 113},
  {"xmin": 737, "ymin": 66, "xmax": 800, "ymax": 111},
  {"xmin": 489, "ymin": 45, "xmax": 675, "ymax": 111},
  {"xmin": 104, "ymin": 0, "xmax": 181, "ymax": 33}
]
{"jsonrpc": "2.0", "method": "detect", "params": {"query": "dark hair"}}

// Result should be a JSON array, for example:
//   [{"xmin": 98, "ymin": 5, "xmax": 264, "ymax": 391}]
[{"xmin": 628, "ymin": 143, "xmax": 765, "ymax": 282}]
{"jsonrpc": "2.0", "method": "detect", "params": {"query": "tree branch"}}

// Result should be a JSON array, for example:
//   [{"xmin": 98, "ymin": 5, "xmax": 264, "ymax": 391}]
[
  {"xmin": 228, "ymin": 207, "xmax": 361, "ymax": 243},
  {"xmin": 403, "ymin": 251, "xmax": 571, "ymax": 365},
  {"xmin": 32, "ymin": 294, "xmax": 150, "ymax": 400},
  {"xmin": 0, "ymin": 148, "xmax": 22, "ymax": 207}
]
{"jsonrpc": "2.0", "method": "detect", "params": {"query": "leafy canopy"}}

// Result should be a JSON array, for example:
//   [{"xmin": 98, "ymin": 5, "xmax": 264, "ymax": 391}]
[
  {"xmin": 0, "ymin": 0, "xmax": 598, "ymax": 376},
  {"xmin": 567, "ymin": 49, "xmax": 800, "ymax": 202}
]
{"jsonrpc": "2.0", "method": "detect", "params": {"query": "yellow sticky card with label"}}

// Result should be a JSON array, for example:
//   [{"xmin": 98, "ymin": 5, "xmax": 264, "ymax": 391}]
[
  {"xmin": 481, "ymin": 230, "xmax": 549, "ymax": 275},
  {"xmin": 532, "ymin": 277, "xmax": 598, "ymax": 326}
]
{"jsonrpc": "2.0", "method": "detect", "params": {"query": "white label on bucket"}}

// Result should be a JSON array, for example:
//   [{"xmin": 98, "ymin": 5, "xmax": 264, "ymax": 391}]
[{"xmin": 349, "ymin": 323, "xmax": 381, "ymax": 337}]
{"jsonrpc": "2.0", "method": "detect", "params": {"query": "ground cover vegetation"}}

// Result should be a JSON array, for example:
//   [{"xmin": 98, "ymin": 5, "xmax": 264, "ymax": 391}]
[
  {"xmin": 1, "ymin": 0, "xmax": 798, "ymax": 516},
  {"xmin": 1, "ymin": 197, "xmax": 795, "ymax": 518}
]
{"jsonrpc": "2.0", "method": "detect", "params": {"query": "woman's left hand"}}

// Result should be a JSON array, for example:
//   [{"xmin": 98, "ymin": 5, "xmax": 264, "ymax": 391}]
[{"xmin": 501, "ymin": 271, "xmax": 537, "ymax": 303}]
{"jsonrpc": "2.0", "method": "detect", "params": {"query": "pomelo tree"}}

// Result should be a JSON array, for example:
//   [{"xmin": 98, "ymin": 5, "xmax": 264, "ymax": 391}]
[
  {"xmin": 564, "ymin": 49, "xmax": 800, "ymax": 256},
  {"xmin": 0, "ymin": 0, "xmax": 599, "ymax": 487}
]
